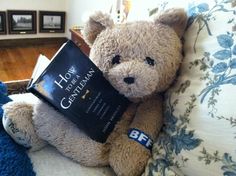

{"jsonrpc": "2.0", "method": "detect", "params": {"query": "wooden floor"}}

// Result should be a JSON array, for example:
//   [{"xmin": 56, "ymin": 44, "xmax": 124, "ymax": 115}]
[{"xmin": 0, "ymin": 44, "xmax": 61, "ymax": 82}]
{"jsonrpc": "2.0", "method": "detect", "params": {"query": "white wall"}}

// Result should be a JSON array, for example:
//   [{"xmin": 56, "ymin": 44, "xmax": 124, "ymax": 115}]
[
  {"xmin": 65, "ymin": 0, "xmax": 160, "ymax": 38},
  {"xmin": 0, "ymin": 0, "xmax": 162, "ymax": 40},
  {"xmin": 65, "ymin": 0, "xmax": 112, "ymax": 38},
  {"xmin": 0, "ymin": 0, "xmax": 67, "ymax": 40},
  {"xmin": 128, "ymin": 0, "xmax": 158, "ymax": 21}
]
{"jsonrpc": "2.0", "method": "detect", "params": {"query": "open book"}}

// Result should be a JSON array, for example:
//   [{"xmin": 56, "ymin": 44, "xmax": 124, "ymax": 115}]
[{"xmin": 28, "ymin": 40, "xmax": 130, "ymax": 143}]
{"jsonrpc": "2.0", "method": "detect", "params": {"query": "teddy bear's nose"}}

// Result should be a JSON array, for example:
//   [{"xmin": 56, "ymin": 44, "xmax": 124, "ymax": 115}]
[{"xmin": 123, "ymin": 77, "xmax": 135, "ymax": 84}]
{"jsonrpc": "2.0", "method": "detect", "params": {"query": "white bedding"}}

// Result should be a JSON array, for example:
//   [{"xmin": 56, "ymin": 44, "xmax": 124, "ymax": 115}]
[
  {"xmin": 28, "ymin": 146, "xmax": 114, "ymax": 176},
  {"xmin": 10, "ymin": 93, "xmax": 115, "ymax": 176}
]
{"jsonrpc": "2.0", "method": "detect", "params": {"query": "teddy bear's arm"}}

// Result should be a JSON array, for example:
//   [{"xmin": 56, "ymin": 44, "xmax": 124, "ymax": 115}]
[
  {"xmin": 109, "ymin": 94, "xmax": 163, "ymax": 176},
  {"xmin": 129, "ymin": 94, "xmax": 163, "ymax": 140}
]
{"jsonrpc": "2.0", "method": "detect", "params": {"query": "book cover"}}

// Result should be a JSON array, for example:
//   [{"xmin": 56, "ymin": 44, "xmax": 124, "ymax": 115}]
[{"xmin": 27, "ymin": 40, "xmax": 130, "ymax": 143}]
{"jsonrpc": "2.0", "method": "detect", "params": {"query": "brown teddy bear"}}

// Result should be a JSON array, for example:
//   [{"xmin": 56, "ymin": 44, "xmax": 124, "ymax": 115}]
[{"xmin": 2, "ymin": 9, "xmax": 187, "ymax": 176}]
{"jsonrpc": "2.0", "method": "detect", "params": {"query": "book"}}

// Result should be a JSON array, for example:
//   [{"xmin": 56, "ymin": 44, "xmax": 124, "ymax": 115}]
[{"xmin": 27, "ymin": 40, "xmax": 130, "ymax": 143}]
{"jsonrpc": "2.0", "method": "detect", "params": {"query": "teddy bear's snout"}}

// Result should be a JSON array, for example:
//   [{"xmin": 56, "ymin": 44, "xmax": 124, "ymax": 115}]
[
  {"xmin": 107, "ymin": 60, "xmax": 159, "ymax": 99},
  {"xmin": 123, "ymin": 77, "xmax": 135, "ymax": 84}
]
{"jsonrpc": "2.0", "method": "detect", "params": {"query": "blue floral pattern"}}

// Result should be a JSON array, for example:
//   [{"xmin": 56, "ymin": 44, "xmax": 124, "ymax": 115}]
[
  {"xmin": 199, "ymin": 33, "xmax": 236, "ymax": 103},
  {"xmin": 144, "ymin": 0, "xmax": 236, "ymax": 176},
  {"xmin": 187, "ymin": 0, "xmax": 234, "ymax": 53}
]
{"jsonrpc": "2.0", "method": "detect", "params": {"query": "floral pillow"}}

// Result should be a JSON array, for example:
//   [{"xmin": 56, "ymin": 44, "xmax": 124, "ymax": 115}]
[{"xmin": 144, "ymin": 0, "xmax": 236, "ymax": 176}]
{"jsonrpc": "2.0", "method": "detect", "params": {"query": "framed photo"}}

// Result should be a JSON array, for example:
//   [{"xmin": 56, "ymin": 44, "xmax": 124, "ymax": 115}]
[
  {"xmin": 39, "ymin": 11, "xmax": 65, "ymax": 33},
  {"xmin": 8, "ymin": 10, "xmax": 37, "ymax": 34},
  {"xmin": 0, "ymin": 11, "xmax": 7, "ymax": 34}
]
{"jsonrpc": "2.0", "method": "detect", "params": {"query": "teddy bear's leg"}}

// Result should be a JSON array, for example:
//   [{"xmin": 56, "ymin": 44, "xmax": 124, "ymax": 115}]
[
  {"xmin": 109, "ymin": 95, "xmax": 163, "ymax": 176},
  {"xmin": 2, "ymin": 101, "xmax": 47, "ymax": 151},
  {"xmin": 33, "ymin": 101, "xmax": 110, "ymax": 166}
]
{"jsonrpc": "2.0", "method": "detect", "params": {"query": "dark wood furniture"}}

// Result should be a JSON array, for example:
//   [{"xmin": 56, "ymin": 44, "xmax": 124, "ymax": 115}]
[
  {"xmin": 5, "ymin": 79, "xmax": 29, "ymax": 94},
  {"xmin": 70, "ymin": 29, "xmax": 90, "ymax": 56}
]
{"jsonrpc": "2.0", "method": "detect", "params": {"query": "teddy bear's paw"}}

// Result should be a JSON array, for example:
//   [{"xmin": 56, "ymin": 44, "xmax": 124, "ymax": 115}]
[
  {"xmin": 109, "ymin": 134, "xmax": 150, "ymax": 176},
  {"xmin": 2, "ymin": 101, "xmax": 46, "ymax": 151}
]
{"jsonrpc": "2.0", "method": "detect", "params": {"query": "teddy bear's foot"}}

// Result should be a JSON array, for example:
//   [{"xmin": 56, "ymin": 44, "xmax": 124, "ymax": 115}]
[
  {"xmin": 109, "ymin": 134, "xmax": 150, "ymax": 176},
  {"xmin": 2, "ymin": 101, "xmax": 47, "ymax": 151}
]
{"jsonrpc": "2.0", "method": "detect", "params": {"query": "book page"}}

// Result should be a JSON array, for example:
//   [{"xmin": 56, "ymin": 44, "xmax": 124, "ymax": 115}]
[
  {"xmin": 31, "ymin": 54, "xmax": 50, "ymax": 84},
  {"xmin": 30, "ymin": 42, "xmax": 67, "ymax": 85},
  {"xmin": 50, "ymin": 42, "xmax": 67, "ymax": 61}
]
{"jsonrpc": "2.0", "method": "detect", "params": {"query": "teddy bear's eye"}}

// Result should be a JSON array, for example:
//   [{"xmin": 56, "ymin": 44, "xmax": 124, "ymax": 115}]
[
  {"xmin": 112, "ymin": 55, "xmax": 121, "ymax": 65},
  {"xmin": 145, "ymin": 57, "xmax": 155, "ymax": 66}
]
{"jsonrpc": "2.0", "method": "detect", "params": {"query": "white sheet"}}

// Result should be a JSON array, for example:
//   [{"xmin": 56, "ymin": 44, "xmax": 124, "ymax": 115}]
[
  {"xmin": 28, "ymin": 146, "xmax": 114, "ymax": 176},
  {"xmin": 9, "ymin": 93, "xmax": 115, "ymax": 176}
]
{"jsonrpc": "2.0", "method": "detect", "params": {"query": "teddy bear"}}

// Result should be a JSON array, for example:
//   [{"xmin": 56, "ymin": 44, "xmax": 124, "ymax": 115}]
[{"xmin": 2, "ymin": 8, "xmax": 187, "ymax": 176}]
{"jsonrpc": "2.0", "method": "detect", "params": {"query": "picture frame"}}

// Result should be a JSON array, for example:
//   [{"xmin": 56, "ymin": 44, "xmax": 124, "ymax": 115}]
[
  {"xmin": 0, "ymin": 11, "xmax": 7, "ymax": 35},
  {"xmin": 39, "ymin": 11, "xmax": 65, "ymax": 33},
  {"xmin": 7, "ymin": 10, "xmax": 37, "ymax": 34}
]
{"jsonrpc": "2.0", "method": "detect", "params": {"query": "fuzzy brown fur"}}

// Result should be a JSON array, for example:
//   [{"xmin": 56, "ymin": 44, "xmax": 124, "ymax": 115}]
[{"xmin": 3, "ymin": 8, "xmax": 187, "ymax": 176}]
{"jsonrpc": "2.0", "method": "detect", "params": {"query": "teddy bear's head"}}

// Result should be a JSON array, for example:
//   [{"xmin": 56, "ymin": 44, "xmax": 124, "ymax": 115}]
[{"xmin": 82, "ymin": 9, "xmax": 187, "ymax": 100}]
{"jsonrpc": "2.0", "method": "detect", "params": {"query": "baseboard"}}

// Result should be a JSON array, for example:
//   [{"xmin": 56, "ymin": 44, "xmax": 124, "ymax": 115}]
[{"xmin": 0, "ymin": 37, "xmax": 68, "ymax": 48}]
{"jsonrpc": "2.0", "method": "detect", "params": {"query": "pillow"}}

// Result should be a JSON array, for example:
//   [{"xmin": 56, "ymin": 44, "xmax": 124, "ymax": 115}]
[{"xmin": 144, "ymin": 0, "xmax": 236, "ymax": 176}]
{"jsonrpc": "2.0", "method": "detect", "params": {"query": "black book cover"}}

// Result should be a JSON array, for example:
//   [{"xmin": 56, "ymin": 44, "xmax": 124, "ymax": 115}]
[{"xmin": 27, "ymin": 40, "xmax": 130, "ymax": 143}]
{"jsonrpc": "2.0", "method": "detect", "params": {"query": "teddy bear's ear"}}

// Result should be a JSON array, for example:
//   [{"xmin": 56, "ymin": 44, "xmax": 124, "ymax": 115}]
[
  {"xmin": 82, "ymin": 11, "xmax": 114, "ymax": 46},
  {"xmin": 154, "ymin": 8, "xmax": 187, "ymax": 38}
]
